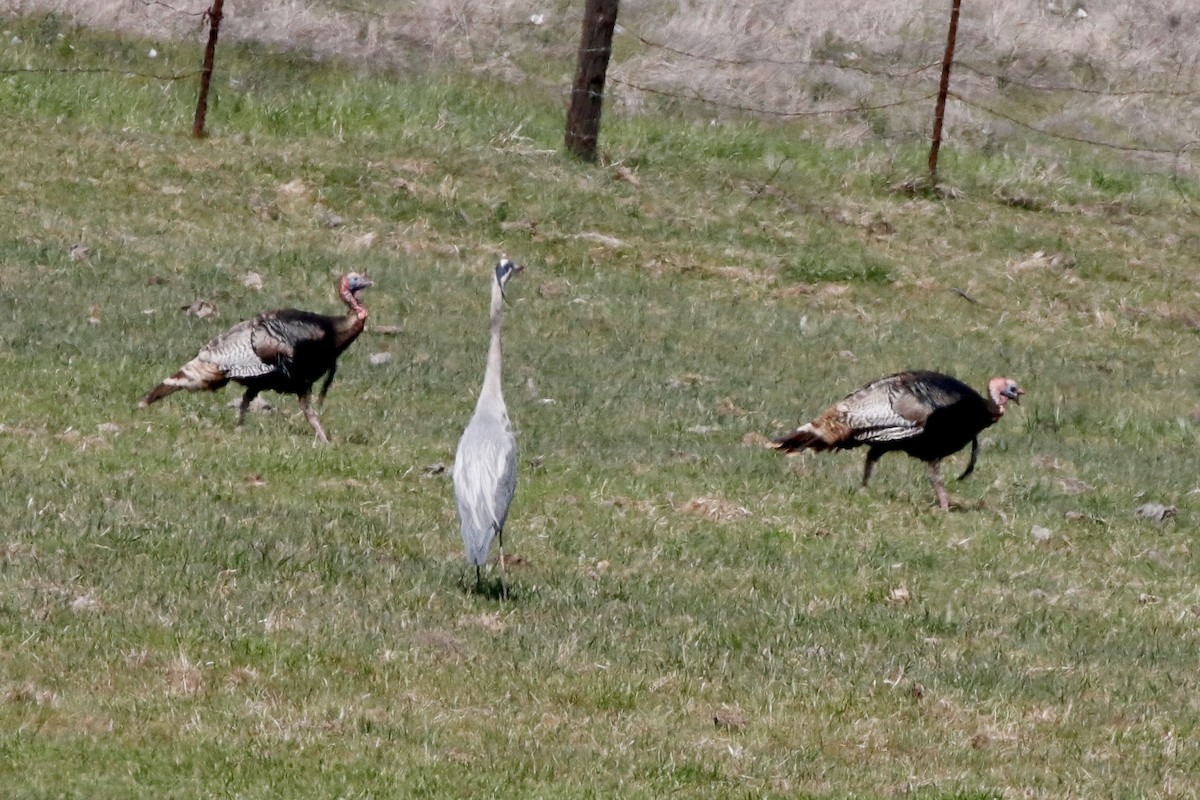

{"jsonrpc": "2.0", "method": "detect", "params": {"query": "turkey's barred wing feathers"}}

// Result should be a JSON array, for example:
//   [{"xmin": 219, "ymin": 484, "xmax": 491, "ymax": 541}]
[
  {"xmin": 829, "ymin": 375, "xmax": 929, "ymax": 443},
  {"xmin": 194, "ymin": 318, "xmax": 275, "ymax": 379},
  {"xmin": 848, "ymin": 422, "xmax": 924, "ymax": 444}
]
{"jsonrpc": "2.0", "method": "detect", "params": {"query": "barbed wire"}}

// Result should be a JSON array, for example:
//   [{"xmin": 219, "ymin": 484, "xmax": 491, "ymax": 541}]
[
  {"xmin": 133, "ymin": 0, "xmax": 208, "ymax": 17},
  {"xmin": 607, "ymin": 75, "xmax": 1188, "ymax": 158},
  {"xmin": 623, "ymin": 27, "xmax": 1200, "ymax": 100},
  {"xmin": 0, "ymin": 65, "xmax": 199, "ymax": 81},
  {"xmin": 612, "ymin": 76, "xmax": 935, "ymax": 119},
  {"xmin": 28, "ymin": 3, "xmax": 1200, "ymax": 103},
  {"xmin": 624, "ymin": 29, "xmax": 940, "ymax": 80},
  {"xmin": 948, "ymin": 90, "xmax": 1183, "ymax": 155},
  {"xmin": 954, "ymin": 62, "xmax": 1200, "ymax": 99}
]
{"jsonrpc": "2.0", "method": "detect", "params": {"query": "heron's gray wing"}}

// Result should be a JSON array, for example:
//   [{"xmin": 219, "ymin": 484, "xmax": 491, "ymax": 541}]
[
  {"xmin": 492, "ymin": 432, "xmax": 518, "ymax": 531},
  {"xmin": 452, "ymin": 418, "xmax": 518, "ymax": 566}
]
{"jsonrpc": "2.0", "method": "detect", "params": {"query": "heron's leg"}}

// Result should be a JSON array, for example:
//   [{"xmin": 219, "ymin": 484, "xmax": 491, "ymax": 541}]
[
  {"xmin": 957, "ymin": 437, "xmax": 979, "ymax": 481},
  {"xmin": 236, "ymin": 388, "xmax": 260, "ymax": 428},
  {"xmin": 862, "ymin": 447, "xmax": 883, "ymax": 487},
  {"xmin": 496, "ymin": 524, "xmax": 509, "ymax": 601},
  {"xmin": 297, "ymin": 393, "xmax": 330, "ymax": 443},
  {"xmin": 475, "ymin": 565, "xmax": 483, "ymax": 591},
  {"xmin": 928, "ymin": 460, "xmax": 949, "ymax": 511}
]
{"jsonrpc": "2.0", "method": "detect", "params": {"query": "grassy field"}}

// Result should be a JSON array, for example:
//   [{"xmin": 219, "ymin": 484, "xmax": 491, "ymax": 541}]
[{"xmin": 2, "ymin": 12, "xmax": 1200, "ymax": 799}]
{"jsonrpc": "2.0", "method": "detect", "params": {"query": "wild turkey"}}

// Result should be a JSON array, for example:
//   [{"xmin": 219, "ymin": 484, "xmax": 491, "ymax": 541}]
[
  {"xmin": 139, "ymin": 272, "xmax": 374, "ymax": 442},
  {"xmin": 773, "ymin": 370, "xmax": 1024, "ymax": 510}
]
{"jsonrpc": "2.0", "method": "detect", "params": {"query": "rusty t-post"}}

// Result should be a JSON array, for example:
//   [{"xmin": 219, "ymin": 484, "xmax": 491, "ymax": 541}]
[
  {"xmin": 928, "ymin": 0, "xmax": 962, "ymax": 186},
  {"xmin": 565, "ymin": 0, "xmax": 620, "ymax": 162},
  {"xmin": 192, "ymin": 0, "xmax": 225, "ymax": 138}
]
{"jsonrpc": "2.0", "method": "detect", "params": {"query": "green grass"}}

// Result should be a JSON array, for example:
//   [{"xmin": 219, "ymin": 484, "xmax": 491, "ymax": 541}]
[{"xmin": 3, "ymin": 12, "xmax": 1200, "ymax": 799}]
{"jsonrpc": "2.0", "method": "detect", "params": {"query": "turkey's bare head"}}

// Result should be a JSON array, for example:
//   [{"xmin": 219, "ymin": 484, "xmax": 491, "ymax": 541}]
[
  {"xmin": 340, "ymin": 272, "xmax": 374, "ymax": 319},
  {"xmin": 988, "ymin": 377, "xmax": 1024, "ymax": 412}
]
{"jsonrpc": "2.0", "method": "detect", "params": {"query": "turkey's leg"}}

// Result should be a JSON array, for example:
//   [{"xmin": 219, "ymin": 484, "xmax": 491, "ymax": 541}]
[
  {"xmin": 297, "ymin": 393, "xmax": 330, "ymax": 443},
  {"xmin": 236, "ymin": 388, "xmax": 260, "ymax": 428},
  {"xmin": 862, "ymin": 447, "xmax": 883, "ymax": 487},
  {"xmin": 928, "ymin": 460, "xmax": 949, "ymax": 511}
]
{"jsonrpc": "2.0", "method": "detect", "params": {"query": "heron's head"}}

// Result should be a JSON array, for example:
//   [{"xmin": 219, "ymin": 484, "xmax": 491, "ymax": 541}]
[
  {"xmin": 988, "ymin": 377, "xmax": 1024, "ymax": 410},
  {"xmin": 495, "ymin": 257, "xmax": 523, "ymax": 286},
  {"xmin": 494, "ymin": 256, "xmax": 523, "ymax": 301}
]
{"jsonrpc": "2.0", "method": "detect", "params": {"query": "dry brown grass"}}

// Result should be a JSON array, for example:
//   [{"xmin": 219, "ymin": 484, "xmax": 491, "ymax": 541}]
[
  {"xmin": 16, "ymin": 0, "xmax": 1199, "ymax": 113},
  {"xmin": 9, "ymin": 0, "xmax": 1197, "ymax": 159},
  {"xmin": 620, "ymin": 1, "xmax": 1200, "ymax": 154}
]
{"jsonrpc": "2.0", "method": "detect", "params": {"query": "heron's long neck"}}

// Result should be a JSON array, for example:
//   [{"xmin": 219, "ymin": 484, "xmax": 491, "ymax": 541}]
[{"xmin": 477, "ymin": 282, "xmax": 506, "ymax": 413}]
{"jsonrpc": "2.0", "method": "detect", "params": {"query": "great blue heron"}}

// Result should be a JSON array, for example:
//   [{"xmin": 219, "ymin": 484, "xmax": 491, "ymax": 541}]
[{"xmin": 453, "ymin": 257, "xmax": 523, "ymax": 598}]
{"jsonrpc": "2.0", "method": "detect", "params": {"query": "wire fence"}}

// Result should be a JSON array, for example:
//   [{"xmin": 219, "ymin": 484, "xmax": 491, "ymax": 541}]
[
  {"xmin": 614, "ymin": 20, "xmax": 1199, "ymax": 168},
  {"xmin": 4, "ymin": 0, "xmax": 1198, "ymax": 176}
]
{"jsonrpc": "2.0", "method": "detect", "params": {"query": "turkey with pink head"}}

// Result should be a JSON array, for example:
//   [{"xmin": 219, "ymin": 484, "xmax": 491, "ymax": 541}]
[
  {"xmin": 773, "ymin": 370, "xmax": 1024, "ymax": 510},
  {"xmin": 139, "ymin": 272, "xmax": 374, "ymax": 443}
]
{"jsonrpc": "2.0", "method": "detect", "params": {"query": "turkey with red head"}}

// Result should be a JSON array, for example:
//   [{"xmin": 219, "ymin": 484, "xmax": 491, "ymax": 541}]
[
  {"xmin": 139, "ymin": 272, "xmax": 374, "ymax": 443},
  {"xmin": 773, "ymin": 370, "xmax": 1024, "ymax": 510}
]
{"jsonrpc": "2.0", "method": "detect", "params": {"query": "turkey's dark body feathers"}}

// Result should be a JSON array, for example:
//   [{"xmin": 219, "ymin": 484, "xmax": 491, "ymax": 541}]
[
  {"xmin": 774, "ymin": 370, "xmax": 1012, "ymax": 509},
  {"xmin": 246, "ymin": 309, "xmax": 345, "ymax": 393}
]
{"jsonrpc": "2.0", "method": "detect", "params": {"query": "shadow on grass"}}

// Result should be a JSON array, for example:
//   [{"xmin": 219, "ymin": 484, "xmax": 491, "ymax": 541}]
[{"xmin": 457, "ymin": 568, "xmax": 512, "ymax": 602}]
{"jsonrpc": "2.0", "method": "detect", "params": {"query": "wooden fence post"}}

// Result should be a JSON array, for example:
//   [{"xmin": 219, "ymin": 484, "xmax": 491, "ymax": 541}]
[
  {"xmin": 928, "ymin": 0, "xmax": 962, "ymax": 186},
  {"xmin": 565, "ymin": 0, "xmax": 620, "ymax": 162},
  {"xmin": 192, "ymin": 0, "xmax": 225, "ymax": 139}
]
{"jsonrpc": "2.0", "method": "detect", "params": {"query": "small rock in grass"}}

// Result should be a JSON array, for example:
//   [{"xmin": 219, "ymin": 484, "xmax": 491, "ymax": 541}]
[
  {"xmin": 713, "ymin": 706, "xmax": 747, "ymax": 731},
  {"xmin": 1134, "ymin": 503, "xmax": 1178, "ymax": 522},
  {"xmin": 71, "ymin": 595, "xmax": 102, "ymax": 613},
  {"xmin": 226, "ymin": 396, "xmax": 273, "ymax": 413},
  {"xmin": 182, "ymin": 300, "xmax": 218, "ymax": 319}
]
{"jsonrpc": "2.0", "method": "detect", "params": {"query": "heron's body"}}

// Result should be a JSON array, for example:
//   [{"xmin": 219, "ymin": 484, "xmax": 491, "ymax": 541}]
[
  {"xmin": 453, "ymin": 400, "xmax": 517, "ymax": 566},
  {"xmin": 453, "ymin": 258, "xmax": 522, "ymax": 596}
]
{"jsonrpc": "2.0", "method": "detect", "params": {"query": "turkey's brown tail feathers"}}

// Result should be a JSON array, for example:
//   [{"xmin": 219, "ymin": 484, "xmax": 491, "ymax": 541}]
[
  {"xmin": 139, "ymin": 381, "xmax": 179, "ymax": 407},
  {"xmin": 773, "ymin": 422, "xmax": 836, "ymax": 452},
  {"xmin": 138, "ymin": 360, "xmax": 228, "ymax": 408}
]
